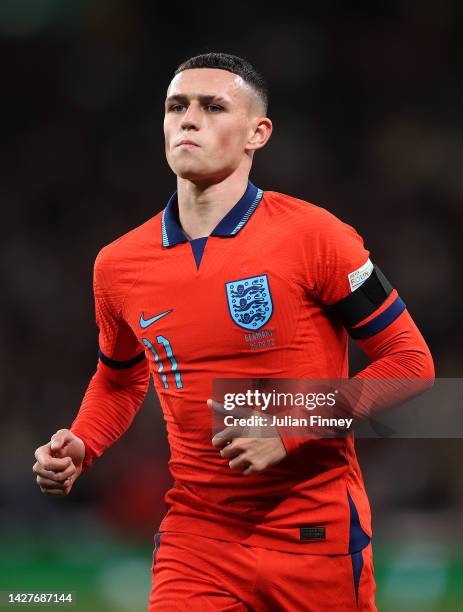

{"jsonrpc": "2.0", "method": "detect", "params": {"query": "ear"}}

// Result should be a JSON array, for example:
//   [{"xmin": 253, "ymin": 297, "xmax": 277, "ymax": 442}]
[{"xmin": 246, "ymin": 117, "xmax": 273, "ymax": 152}]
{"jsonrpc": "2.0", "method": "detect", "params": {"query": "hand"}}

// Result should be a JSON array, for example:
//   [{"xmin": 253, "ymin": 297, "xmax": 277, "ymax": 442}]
[
  {"xmin": 208, "ymin": 399, "xmax": 287, "ymax": 476},
  {"xmin": 33, "ymin": 429, "xmax": 85, "ymax": 496}
]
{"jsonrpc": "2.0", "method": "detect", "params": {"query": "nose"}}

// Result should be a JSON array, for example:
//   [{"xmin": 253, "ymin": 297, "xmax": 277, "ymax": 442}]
[{"xmin": 180, "ymin": 102, "xmax": 201, "ymax": 130}]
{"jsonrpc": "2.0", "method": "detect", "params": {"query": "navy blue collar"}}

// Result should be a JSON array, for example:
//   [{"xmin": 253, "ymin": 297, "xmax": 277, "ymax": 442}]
[{"xmin": 161, "ymin": 181, "xmax": 264, "ymax": 247}]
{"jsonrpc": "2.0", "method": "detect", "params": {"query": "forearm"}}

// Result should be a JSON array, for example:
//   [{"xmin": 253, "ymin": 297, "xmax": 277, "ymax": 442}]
[
  {"xmin": 282, "ymin": 310, "xmax": 434, "ymax": 455},
  {"xmin": 346, "ymin": 309, "xmax": 435, "ymax": 419},
  {"xmin": 70, "ymin": 359, "xmax": 150, "ymax": 470}
]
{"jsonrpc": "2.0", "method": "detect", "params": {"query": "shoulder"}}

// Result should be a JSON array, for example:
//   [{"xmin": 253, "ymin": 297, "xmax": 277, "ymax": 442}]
[
  {"xmin": 95, "ymin": 211, "xmax": 162, "ymax": 269},
  {"xmin": 93, "ymin": 211, "xmax": 163, "ymax": 292},
  {"xmin": 262, "ymin": 190, "xmax": 362, "ymax": 240}
]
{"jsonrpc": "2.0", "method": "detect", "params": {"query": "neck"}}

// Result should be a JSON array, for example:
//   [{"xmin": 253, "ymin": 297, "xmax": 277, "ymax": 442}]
[{"xmin": 176, "ymin": 166, "xmax": 251, "ymax": 240}]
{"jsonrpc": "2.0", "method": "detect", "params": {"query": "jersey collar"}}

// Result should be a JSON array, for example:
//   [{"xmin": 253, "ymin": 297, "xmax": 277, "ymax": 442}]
[{"xmin": 161, "ymin": 180, "xmax": 264, "ymax": 247}]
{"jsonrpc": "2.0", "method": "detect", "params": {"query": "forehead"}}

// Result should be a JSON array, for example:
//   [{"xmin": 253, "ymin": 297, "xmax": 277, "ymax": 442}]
[{"xmin": 167, "ymin": 68, "xmax": 250, "ymax": 104}]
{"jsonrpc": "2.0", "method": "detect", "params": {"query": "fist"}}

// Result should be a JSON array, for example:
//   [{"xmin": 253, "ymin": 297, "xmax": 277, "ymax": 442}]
[{"xmin": 33, "ymin": 429, "xmax": 85, "ymax": 496}]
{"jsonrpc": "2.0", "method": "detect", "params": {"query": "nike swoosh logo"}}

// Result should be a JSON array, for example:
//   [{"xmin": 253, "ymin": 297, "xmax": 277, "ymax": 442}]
[{"xmin": 139, "ymin": 309, "xmax": 173, "ymax": 329}]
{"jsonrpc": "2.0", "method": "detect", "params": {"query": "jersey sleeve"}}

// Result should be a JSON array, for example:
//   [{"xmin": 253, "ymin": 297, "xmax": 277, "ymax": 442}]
[
  {"xmin": 310, "ymin": 210, "xmax": 406, "ymax": 340},
  {"xmin": 70, "ymin": 249, "xmax": 149, "ymax": 469},
  {"xmin": 311, "ymin": 211, "xmax": 372, "ymax": 306},
  {"xmin": 94, "ymin": 248, "xmax": 145, "ymax": 373},
  {"xmin": 280, "ymin": 210, "xmax": 434, "ymax": 457}
]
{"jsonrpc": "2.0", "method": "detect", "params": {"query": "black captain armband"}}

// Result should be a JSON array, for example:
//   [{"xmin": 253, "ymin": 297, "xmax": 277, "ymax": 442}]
[
  {"xmin": 331, "ymin": 265, "xmax": 406, "ymax": 340},
  {"xmin": 98, "ymin": 348, "xmax": 146, "ymax": 369}
]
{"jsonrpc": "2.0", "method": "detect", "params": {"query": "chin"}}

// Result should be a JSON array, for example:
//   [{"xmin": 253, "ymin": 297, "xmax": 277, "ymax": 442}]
[
  {"xmin": 167, "ymin": 157, "xmax": 232, "ymax": 184},
  {"xmin": 173, "ymin": 165, "xmax": 216, "ymax": 182}
]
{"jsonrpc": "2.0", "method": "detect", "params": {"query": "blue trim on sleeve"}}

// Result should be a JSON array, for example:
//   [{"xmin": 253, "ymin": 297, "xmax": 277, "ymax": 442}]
[
  {"xmin": 98, "ymin": 348, "xmax": 146, "ymax": 369},
  {"xmin": 349, "ymin": 295, "xmax": 406, "ymax": 340}
]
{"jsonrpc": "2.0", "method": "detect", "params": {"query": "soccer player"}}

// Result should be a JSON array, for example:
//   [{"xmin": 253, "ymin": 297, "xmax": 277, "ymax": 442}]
[{"xmin": 33, "ymin": 53, "xmax": 434, "ymax": 611}]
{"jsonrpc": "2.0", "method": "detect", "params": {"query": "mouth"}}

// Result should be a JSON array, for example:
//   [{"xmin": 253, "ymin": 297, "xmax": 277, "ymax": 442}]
[{"xmin": 176, "ymin": 140, "xmax": 199, "ymax": 148}]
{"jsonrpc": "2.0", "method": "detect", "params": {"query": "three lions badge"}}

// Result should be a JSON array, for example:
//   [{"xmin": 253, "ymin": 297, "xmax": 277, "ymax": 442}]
[{"xmin": 225, "ymin": 275, "xmax": 273, "ymax": 331}]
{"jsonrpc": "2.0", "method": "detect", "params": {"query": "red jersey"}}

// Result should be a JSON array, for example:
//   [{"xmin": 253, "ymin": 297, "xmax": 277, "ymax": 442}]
[{"xmin": 71, "ymin": 181, "xmax": 432, "ymax": 555}]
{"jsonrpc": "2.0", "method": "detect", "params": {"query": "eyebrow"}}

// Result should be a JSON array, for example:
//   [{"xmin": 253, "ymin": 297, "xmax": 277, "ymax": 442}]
[{"xmin": 165, "ymin": 94, "xmax": 229, "ymax": 106}]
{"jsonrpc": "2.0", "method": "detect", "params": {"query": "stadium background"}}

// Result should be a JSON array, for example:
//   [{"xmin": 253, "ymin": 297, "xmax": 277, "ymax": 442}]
[{"xmin": 1, "ymin": 1, "xmax": 462, "ymax": 610}]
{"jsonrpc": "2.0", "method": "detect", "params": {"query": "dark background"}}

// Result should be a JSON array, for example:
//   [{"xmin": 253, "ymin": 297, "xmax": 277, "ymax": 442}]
[{"xmin": 1, "ymin": 1, "xmax": 462, "ymax": 610}]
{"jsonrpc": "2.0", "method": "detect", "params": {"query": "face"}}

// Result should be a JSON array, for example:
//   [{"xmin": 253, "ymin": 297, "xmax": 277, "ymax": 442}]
[{"xmin": 164, "ymin": 68, "xmax": 268, "ymax": 183}]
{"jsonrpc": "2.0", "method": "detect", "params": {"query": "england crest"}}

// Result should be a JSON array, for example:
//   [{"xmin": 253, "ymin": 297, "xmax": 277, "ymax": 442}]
[{"xmin": 225, "ymin": 274, "xmax": 273, "ymax": 331}]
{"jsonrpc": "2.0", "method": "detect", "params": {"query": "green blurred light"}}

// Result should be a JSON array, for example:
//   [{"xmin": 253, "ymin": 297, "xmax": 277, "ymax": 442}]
[
  {"xmin": 0, "ymin": 0, "xmax": 95, "ymax": 38},
  {"xmin": 382, "ymin": 546, "xmax": 449, "ymax": 610},
  {"xmin": 0, "ymin": 0, "xmax": 59, "ymax": 37},
  {"xmin": 98, "ymin": 558, "xmax": 151, "ymax": 612}
]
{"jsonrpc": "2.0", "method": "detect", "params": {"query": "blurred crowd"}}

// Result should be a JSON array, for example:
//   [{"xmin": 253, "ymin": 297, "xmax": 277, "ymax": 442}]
[{"xmin": 1, "ymin": 0, "xmax": 462, "ymax": 542}]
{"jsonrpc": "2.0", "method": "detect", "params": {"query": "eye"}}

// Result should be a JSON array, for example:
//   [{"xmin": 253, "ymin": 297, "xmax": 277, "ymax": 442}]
[
  {"xmin": 206, "ymin": 105, "xmax": 223, "ymax": 113},
  {"xmin": 169, "ymin": 104, "xmax": 185, "ymax": 113}
]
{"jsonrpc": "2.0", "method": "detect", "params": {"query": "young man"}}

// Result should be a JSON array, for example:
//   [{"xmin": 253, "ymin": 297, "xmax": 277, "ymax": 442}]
[{"xmin": 33, "ymin": 53, "xmax": 434, "ymax": 611}]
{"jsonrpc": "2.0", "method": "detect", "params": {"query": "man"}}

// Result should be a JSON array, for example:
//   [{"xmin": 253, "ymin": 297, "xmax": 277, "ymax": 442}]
[{"xmin": 33, "ymin": 53, "xmax": 434, "ymax": 611}]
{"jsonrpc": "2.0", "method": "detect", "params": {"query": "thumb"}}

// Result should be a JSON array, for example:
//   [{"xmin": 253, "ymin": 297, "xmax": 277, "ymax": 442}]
[{"xmin": 50, "ymin": 429, "xmax": 71, "ymax": 452}]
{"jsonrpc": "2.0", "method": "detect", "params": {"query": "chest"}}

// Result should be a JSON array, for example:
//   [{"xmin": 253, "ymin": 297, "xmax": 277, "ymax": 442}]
[{"xmin": 121, "ymin": 233, "xmax": 325, "ymax": 394}]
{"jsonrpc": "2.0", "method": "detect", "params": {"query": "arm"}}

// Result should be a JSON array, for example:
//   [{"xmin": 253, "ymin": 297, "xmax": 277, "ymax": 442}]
[
  {"xmin": 281, "ymin": 212, "xmax": 435, "ymax": 455},
  {"xmin": 281, "ymin": 298, "xmax": 435, "ymax": 455},
  {"xmin": 33, "ymin": 248, "xmax": 149, "ymax": 495},
  {"xmin": 70, "ymin": 357, "xmax": 149, "ymax": 471},
  {"xmin": 349, "ymin": 305, "xmax": 434, "ymax": 418}
]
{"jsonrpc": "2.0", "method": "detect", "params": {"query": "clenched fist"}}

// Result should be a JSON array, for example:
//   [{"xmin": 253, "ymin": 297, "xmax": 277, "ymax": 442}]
[{"xmin": 33, "ymin": 429, "xmax": 85, "ymax": 496}]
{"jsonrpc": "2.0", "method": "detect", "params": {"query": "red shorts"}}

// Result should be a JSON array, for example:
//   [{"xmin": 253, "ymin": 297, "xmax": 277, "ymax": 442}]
[{"xmin": 148, "ymin": 531, "xmax": 376, "ymax": 611}]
